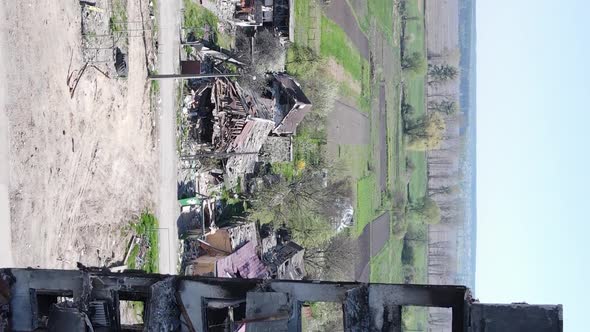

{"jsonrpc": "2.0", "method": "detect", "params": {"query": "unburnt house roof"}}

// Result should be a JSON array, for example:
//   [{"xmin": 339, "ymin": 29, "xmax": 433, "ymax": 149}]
[{"xmin": 272, "ymin": 73, "xmax": 312, "ymax": 135}]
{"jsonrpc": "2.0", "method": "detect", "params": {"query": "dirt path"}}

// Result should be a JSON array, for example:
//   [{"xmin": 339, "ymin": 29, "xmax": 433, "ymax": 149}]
[
  {"xmin": 356, "ymin": 212, "xmax": 390, "ymax": 282},
  {"xmin": 0, "ymin": 0, "xmax": 13, "ymax": 268},
  {"xmin": 157, "ymin": 0, "xmax": 181, "ymax": 275},
  {"xmin": 378, "ymin": 84, "xmax": 388, "ymax": 191},
  {"xmin": 325, "ymin": 0, "xmax": 370, "ymax": 60},
  {"xmin": 3, "ymin": 0, "xmax": 157, "ymax": 269}
]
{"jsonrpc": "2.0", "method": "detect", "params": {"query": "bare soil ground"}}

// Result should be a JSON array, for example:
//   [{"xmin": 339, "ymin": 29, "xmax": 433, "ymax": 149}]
[
  {"xmin": 425, "ymin": 0, "xmax": 460, "ymax": 100},
  {"xmin": 2, "ymin": 0, "xmax": 157, "ymax": 269},
  {"xmin": 327, "ymin": 100, "xmax": 369, "ymax": 147},
  {"xmin": 0, "ymin": 0, "xmax": 13, "ymax": 268},
  {"xmin": 425, "ymin": 0, "xmax": 459, "ymax": 55},
  {"xmin": 327, "ymin": 58, "xmax": 361, "ymax": 95},
  {"xmin": 355, "ymin": 212, "xmax": 390, "ymax": 282}
]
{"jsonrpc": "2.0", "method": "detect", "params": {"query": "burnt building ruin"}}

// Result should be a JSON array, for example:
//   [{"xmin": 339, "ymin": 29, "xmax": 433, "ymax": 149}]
[{"xmin": 0, "ymin": 268, "xmax": 562, "ymax": 332}]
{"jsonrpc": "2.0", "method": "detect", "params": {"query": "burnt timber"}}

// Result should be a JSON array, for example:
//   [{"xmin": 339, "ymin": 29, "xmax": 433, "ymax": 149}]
[{"xmin": 0, "ymin": 268, "xmax": 562, "ymax": 332}]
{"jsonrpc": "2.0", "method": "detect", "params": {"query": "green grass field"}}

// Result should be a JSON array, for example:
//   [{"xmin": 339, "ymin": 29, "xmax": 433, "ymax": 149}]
[
  {"xmin": 292, "ymin": 0, "xmax": 378, "ymax": 235},
  {"xmin": 407, "ymin": 81, "xmax": 427, "ymax": 206},
  {"xmin": 293, "ymin": 0, "xmax": 321, "ymax": 50},
  {"xmin": 354, "ymin": 175, "xmax": 380, "ymax": 236},
  {"xmin": 367, "ymin": 0, "xmax": 395, "ymax": 42},
  {"xmin": 370, "ymin": 238, "xmax": 404, "ymax": 283}
]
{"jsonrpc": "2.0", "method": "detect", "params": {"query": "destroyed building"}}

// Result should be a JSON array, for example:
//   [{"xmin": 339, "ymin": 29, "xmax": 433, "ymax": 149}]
[
  {"xmin": 232, "ymin": 0, "xmax": 290, "ymax": 39},
  {"xmin": 263, "ymin": 241, "xmax": 305, "ymax": 280},
  {"xmin": 181, "ymin": 74, "xmax": 311, "ymax": 188},
  {"xmin": 258, "ymin": 136, "xmax": 292, "ymax": 163},
  {"xmin": 215, "ymin": 241, "xmax": 268, "ymax": 279},
  {"xmin": 206, "ymin": 223, "xmax": 259, "ymax": 254},
  {"xmin": 184, "ymin": 222, "xmax": 259, "ymax": 277},
  {"xmin": 183, "ymin": 222, "xmax": 306, "ymax": 283},
  {"xmin": 183, "ymin": 78, "xmax": 269, "ymax": 152},
  {"xmin": 234, "ymin": 0, "xmax": 274, "ymax": 27},
  {"xmin": 0, "ymin": 268, "xmax": 563, "ymax": 332}
]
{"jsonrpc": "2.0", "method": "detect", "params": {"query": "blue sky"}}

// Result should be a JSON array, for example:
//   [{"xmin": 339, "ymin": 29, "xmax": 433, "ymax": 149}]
[{"xmin": 476, "ymin": 0, "xmax": 590, "ymax": 331}]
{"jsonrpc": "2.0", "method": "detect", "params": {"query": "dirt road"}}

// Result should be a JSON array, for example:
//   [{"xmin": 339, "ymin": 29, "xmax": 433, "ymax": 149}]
[
  {"xmin": 2, "ymin": 0, "xmax": 157, "ymax": 269},
  {"xmin": 378, "ymin": 84, "xmax": 388, "ymax": 191},
  {"xmin": 325, "ymin": 0, "xmax": 370, "ymax": 60},
  {"xmin": 356, "ymin": 212, "xmax": 391, "ymax": 282},
  {"xmin": 157, "ymin": 0, "xmax": 181, "ymax": 275},
  {"xmin": 0, "ymin": 0, "xmax": 13, "ymax": 267}
]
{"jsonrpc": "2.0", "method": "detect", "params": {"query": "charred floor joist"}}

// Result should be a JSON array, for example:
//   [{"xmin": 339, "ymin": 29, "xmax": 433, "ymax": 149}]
[{"xmin": 0, "ymin": 268, "xmax": 562, "ymax": 332}]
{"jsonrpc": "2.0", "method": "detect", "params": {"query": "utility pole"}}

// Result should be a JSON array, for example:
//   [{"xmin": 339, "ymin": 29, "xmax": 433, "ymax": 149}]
[{"xmin": 149, "ymin": 73, "xmax": 239, "ymax": 80}]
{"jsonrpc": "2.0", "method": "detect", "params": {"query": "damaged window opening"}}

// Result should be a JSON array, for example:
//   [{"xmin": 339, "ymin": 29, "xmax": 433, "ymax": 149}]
[
  {"xmin": 30, "ymin": 289, "xmax": 74, "ymax": 329},
  {"xmin": 118, "ymin": 291, "xmax": 148, "ymax": 331},
  {"xmin": 119, "ymin": 300, "xmax": 145, "ymax": 330},
  {"xmin": 300, "ymin": 302, "xmax": 344, "ymax": 332},
  {"xmin": 205, "ymin": 298, "xmax": 247, "ymax": 332},
  {"xmin": 401, "ymin": 306, "xmax": 435, "ymax": 332}
]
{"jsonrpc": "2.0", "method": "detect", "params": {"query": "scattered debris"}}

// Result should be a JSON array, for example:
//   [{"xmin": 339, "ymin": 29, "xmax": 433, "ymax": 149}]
[{"xmin": 66, "ymin": 62, "xmax": 89, "ymax": 98}]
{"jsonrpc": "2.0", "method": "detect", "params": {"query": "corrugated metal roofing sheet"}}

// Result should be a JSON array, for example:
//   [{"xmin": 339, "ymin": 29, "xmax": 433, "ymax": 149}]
[{"xmin": 216, "ymin": 241, "xmax": 268, "ymax": 279}]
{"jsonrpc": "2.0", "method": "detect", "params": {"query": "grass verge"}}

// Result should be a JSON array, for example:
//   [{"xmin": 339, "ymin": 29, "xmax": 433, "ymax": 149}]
[
  {"xmin": 126, "ymin": 212, "xmax": 159, "ymax": 273},
  {"xmin": 354, "ymin": 174, "xmax": 380, "ymax": 236},
  {"xmin": 110, "ymin": 0, "xmax": 128, "ymax": 34}
]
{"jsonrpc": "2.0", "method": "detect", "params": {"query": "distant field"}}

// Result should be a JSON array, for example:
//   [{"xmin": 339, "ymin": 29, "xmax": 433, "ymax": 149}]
[
  {"xmin": 293, "ymin": 5, "xmax": 429, "ymax": 321},
  {"xmin": 293, "ymin": 0, "xmax": 379, "ymax": 238},
  {"xmin": 367, "ymin": 0, "xmax": 395, "ymax": 42},
  {"xmin": 404, "ymin": 0, "xmax": 428, "ymax": 204}
]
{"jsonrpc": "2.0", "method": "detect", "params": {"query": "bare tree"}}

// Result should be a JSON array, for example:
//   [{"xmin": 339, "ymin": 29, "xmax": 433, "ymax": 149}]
[
  {"xmin": 237, "ymin": 29, "xmax": 286, "ymax": 92},
  {"xmin": 305, "ymin": 233, "xmax": 358, "ymax": 280},
  {"xmin": 248, "ymin": 169, "xmax": 352, "ymax": 224}
]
